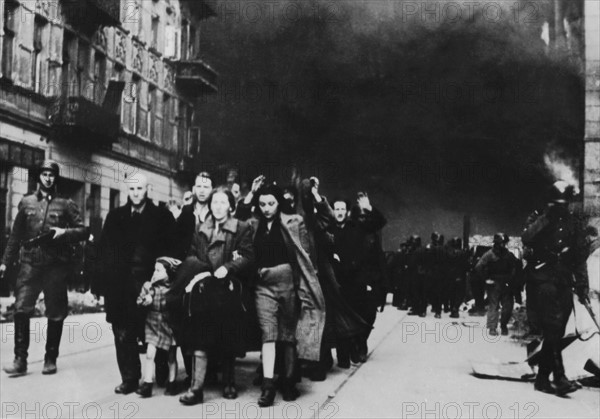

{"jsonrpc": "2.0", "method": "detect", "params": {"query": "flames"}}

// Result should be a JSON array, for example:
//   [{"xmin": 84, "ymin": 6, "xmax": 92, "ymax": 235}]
[{"xmin": 543, "ymin": 152, "xmax": 580, "ymax": 194}]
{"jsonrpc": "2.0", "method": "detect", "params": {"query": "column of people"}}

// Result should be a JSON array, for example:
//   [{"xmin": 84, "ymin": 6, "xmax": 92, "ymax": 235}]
[{"xmin": 1, "ymin": 163, "xmax": 389, "ymax": 409}]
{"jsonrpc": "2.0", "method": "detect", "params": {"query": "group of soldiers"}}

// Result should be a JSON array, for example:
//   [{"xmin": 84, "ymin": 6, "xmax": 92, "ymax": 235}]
[
  {"xmin": 388, "ymin": 231, "xmax": 523, "ymax": 334},
  {"xmin": 386, "ymin": 180, "xmax": 595, "ymax": 397},
  {"xmin": 387, "ymin": 233, "xmax": 483, "ymax": 318}
]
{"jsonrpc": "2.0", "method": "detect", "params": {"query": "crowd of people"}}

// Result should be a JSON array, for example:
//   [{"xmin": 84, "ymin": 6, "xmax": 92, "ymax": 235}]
[
  {"xmin": 0, "ymin": 161, "xmax": 595, "ymax": 402},
  {"xmin": 0, "ymin": 161, "xmax": 389, "ymax": 408},
  {"xmin": 386, "ymin": 231, "xmax": 524, "ymax": 336}
]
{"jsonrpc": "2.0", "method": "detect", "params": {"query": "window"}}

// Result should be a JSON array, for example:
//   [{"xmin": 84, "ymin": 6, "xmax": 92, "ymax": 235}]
[
  {"xmin": 164, "ymin": 25, "xmax": 180, "ymax": 59},
  {"xmin": 178, "ymin": 101, "xmax": 188, "ymax": 155},
  {"xmin": 32, "ymin": 18, "xmax": 46, "ymax": 93},
  {"xmin": 93, "ymin": 52, "xmax": 106, "ymax": 103},
  {"xmin": 148, "ymin": 85, "xmax": 158, "ymax": 144},
  {"xmin": 0, "ymin": 167, "xmax": 9, "ymax": 254},
  {"xmin": 188, "ymin": 24, "xmax": 197, "ymax": 59},
  {"xmin": 122, "ymin": 76, "xmax": 139, "ymax": 134},
  {"xmin": 109, "ymin": 188, "xmax": 120, "ymax": 210},
  {"xmin": 151, "ymin": 14, "xmax": 159, "ymax": 50},
  {"xmin": 136, "ymin": 78, "xmax": 148, "ymax": 139},
  {"xmin": 162, "ymin": 93, "xmax": 171, "ymax": 149},
  {"xmin": 62, "ymin": 32, "xmax": 78, "ymax": 96},
  {"xmin": 1, "ymin": 1, "xmax": 17, "ymax": 79}
]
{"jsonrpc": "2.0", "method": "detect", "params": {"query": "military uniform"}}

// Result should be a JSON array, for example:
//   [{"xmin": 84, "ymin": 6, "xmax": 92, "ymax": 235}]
[
  {"xmin": 2, "ymin": 162, "xmax": 88, "ymax": 376},
  {"xmin": 522, "ymin": 202, "xmax": 589, "ymax": 395}
]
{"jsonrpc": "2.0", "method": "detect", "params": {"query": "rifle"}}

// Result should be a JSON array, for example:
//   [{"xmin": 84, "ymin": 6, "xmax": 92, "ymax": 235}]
[
  {"xmin": 581, "ymin": 297, "xmax": 600, "ymax": 333},
  {"xmin": 22, "ymin": 230, "xmax": 56, "ymax": 250}
]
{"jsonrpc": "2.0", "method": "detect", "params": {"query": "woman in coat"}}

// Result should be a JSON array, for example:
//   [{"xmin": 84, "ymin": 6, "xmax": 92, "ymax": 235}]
[
  {"xmin": 237, "ymin": 181, "xmax": 326, "ymax": 407},
  {"xmin": 174, "ymin": 186, "xmax": 254, "ymax": 405}
]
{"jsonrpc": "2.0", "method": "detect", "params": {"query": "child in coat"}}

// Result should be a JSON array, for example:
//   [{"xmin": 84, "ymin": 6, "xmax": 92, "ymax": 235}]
[{"xmin": 135, "ymin": 257, "xmax": 181, "ymax": 397}]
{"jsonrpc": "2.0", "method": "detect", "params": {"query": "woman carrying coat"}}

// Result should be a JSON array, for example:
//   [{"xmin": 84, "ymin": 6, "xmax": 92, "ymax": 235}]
[
  {"xmin": 171, "ymin": 186, "xmax": 254, "ymax": 405},
  {"xmin": 237, "ymin": 181, "xmax": 326, "ymax": 407}
]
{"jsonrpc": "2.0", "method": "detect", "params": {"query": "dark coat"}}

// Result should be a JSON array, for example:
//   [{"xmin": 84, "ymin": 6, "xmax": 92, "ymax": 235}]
[
  {"xmin": 237, "ymin": 202, "xmax": 327, "ymax": 361},
  {"xmin": 91, "ymin": 201, "xmax": 176, "ymax": 324},
  {"xmin": 299, "ymin": 189, "xmax": 370, "ymax": 345},
  {"xmin": 173, "ymin": 203, "xmax": 209, "ymax": 260},
  {"xmin": 190, "ymin": 215, "xmax": 254, "ymax": 275},
  {"xmin": 175, "ymin": 215, "xmax": 256, "ymax": 354},
  {"xmin": 521, "ymin": 205, "xmax": 590, "ymax": 340}
]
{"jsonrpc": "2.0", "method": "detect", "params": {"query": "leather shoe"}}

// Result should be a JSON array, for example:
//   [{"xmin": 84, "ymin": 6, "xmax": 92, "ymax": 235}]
[
  {"xmin": 3, "ymin": 357, "xmax": 27, "ymax": 376},
  {"xmin": 534, "ymin": 380, "xmax": 555, "ymax": 394},
  {"xmin": 136, "ymin": 382, "xmax": 153, "ymax": 398},
  {"xmin": 42, "ymin": 357, "xmax": 57, "ymax": 375},
  {"xmin": 554, "ymin": 377, "xmax": 579, "ymax": 397},
  {"xmin": 115, "ymin": 381, "xmax": 138, "ymax": 395},
  {"xmin": 501, "ymin": 326, "xmax": 509, "ymax": 336},
  {"xmin": 164, "ymin": 381, "xmax": 179, "ymax": 396},
  {"xmin": 338, "ymin": 360, "xmax": 350, "ymax": 369},
  {"xmin": 309, "ymin": 369, "xmax": 327, "ymax": 382},
  {"xmin": 258, "ymin": 378, "xmax": 276, "ymax": 407},
  {"xmin": 223, "ymin": 384, "xmax": 238, "ymax": 399},
  {"xmin": 281, "ymin": 380, "xmax": 300, "ymax": 401},
  {"xmin": 179, "ymin": 389, "xmax": 204, "ymax": 405},
  {"xmin": 434, "ymin": 313, "xmax": 441, "ymax": 319}
]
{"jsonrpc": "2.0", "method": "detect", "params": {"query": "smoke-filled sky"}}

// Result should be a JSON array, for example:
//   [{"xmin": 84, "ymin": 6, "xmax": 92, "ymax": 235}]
[{"xmin": 197, "ymin": 0, "xmax": 584, "ymax": 249}]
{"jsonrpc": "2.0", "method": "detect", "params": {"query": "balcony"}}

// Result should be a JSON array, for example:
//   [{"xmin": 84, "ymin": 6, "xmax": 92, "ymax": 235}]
[
  {"xmin": 174, "ymin": 59, "xmax": 218, "ymax": 95},
  {"xmin": 48, "ymin": 97, "xmax": 120, "ymax": 148},
  {"xmin": 62, "ymin": 0, "xmax": 121, "ymax": 27}
]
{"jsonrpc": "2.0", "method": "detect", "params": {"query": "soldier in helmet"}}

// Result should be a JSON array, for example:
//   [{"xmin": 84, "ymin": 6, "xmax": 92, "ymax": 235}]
[
  {"xmin": 445, "ymin": 237, "xmax": 470, "ymax": 318},
  {"xmin": 474, "ymin": 233, "xmax": 519, "ymax": 335},
  {"xmin": 424, "ymin": 232, "xmax": 447, "ymax": 319},
  {"xmin": 0, "ymin": 160, "xmax": 88, "ymax": 376},
  {"xmin": 521, "ymin": 180, "xmax": 590, "ymax": 397}
]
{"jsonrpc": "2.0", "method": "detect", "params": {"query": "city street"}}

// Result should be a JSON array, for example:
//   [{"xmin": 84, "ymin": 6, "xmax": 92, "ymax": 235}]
[{"xmin": 1, "ymin": 298, "xmax": 599, "ymax": 419}]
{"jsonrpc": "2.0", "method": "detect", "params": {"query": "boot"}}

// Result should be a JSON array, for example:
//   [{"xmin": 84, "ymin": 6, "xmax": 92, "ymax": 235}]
[
  {"xmin": 258, "ymin": 378, "xmax": 276, "ymax": 407},
  {"xmin": 135, "ymin": 382, "xmax": 153, "ymax": 398},
  {"xmin": 500, "ymin": 325, "xmax": 509, "ymax": 336},
  {"xmin": 534, "ymin": 367, "xmax": 554, "ymax": 394},
  {"xmin": 42, "ymin": 320, "xmax": 63, "ymax": 375},
  {"xmin": 336, "ymin": 340, "xmax": 351, "ymax": 369},
  {"xmin": 552, "ymin": 346, "xmax": 578, "ymax": 396},
  {"xmin": 3, "ymin": 313, "xmax": 30, "ymax": 376},
  {"xmin": 221, "ymin": 356, "xmax": 237, "ymax": 400},
  {"xmin": 164, "ymin": 380, "xmax": 179, "ymax": 396},
  {"xmin": 179, "ymin": 353, "xmax": 206, "ymax": 405}
]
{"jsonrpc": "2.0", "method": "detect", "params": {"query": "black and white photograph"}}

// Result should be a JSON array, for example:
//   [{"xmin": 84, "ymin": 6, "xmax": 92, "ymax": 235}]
[{"xmin": 1, "ymin": 1, "xmax": 599, "ymax": 418}]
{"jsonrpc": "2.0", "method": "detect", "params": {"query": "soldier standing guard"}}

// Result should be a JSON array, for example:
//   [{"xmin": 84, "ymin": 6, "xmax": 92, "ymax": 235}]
[
  {"xmin": 0, "ymin": 160, "xmax": 88, "ymax": 376},
  {"xmin": 522, "ymin": 180, "xmax": 590, "ymax": 397}
]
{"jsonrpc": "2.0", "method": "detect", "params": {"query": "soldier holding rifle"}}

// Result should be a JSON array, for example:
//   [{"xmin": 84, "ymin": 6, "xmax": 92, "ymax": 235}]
[
  {"xmin": 0, "ymin": 160, "xmax": 88, "ymax": 376},
  {"xmin": 522, "ymin": 180, "xmax": 590, "ymax": 397}
]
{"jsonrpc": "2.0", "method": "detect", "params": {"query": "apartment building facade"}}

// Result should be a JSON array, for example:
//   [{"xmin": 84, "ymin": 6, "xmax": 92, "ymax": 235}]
[{"xmin": 0, "ymin": 0, "xmax": 217, "ymax": 239}]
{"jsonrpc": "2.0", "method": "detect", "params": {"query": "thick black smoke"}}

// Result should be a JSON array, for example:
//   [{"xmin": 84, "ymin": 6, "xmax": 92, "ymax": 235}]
[{"xmin": 198, "ymin": 0, "xmax": 584, "ymax": 248}]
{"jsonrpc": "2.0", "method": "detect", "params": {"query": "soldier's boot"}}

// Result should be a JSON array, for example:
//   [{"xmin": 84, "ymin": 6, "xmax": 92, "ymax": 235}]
[
  {"xmin": 552, "ymin": 347, "xmax": 579, "ymax": 397},
  {"xmin": 3, "ymin": 314, "xmax": 30, "ymax": 376},
  {"xmin": 534, "ymin": 367, "xmax": 554, "ymax": 394},
  {"xmin": 179, "ymin": 353, "xmax": 205, "ymax": 405},
  {"xmin": 42, "ymin": 320, "xmax": 63, "ymax": 375}
]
